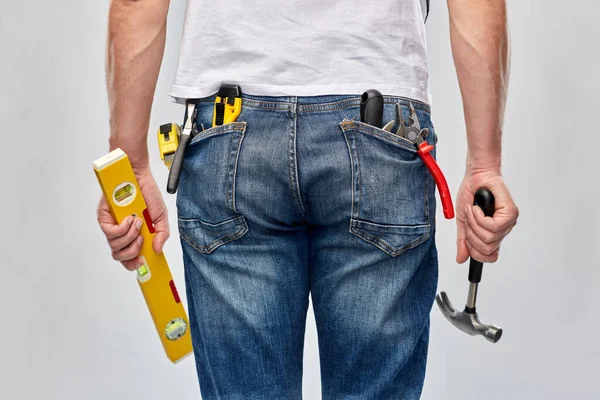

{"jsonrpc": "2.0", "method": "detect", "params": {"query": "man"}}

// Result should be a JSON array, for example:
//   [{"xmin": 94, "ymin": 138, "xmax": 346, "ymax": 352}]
[{"xmin": 97, "ymin": 0, "xmax": 519, "ymax": 398}]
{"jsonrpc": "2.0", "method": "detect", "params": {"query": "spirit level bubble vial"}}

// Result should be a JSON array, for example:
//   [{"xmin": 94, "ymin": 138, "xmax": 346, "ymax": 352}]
[{"xmin": 93, "ymin": 148, "xmax": 192, "ymax": 363}]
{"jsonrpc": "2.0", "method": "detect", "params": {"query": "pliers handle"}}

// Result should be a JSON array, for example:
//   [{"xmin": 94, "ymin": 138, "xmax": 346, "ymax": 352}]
[
  {"xmin": 396, "ymin": 102, "xmax": 455, "ymax": 220},
  {"xmin": 414, "ymin": 136, "xmax": 455, "ymax": 219}
]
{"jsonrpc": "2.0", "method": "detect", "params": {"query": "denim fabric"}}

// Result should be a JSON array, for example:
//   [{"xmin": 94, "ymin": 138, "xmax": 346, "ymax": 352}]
[{"xmin": 176, "ymin": 93, "xmax": 439, "ymax": 400}]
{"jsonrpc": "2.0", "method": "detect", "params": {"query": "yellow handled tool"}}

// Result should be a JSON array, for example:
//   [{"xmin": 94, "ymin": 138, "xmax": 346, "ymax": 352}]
[
  {"xmin": 158, "ymin": 85, "xmax": 243, "ymax": 194},
  {"xmin": 212, "ymin": 84, "xmax": 242, "ymax": 127},
  {"xmin": 157, "ymin": 123, "xmax": 180, "ymax": 169},
  {"xmin": 93, "ymin": 148, "xmax": 193, "ymax": 363}
]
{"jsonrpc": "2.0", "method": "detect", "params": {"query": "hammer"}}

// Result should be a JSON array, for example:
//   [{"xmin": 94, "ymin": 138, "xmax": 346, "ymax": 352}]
[{"xmin": 436, "ymin": 187, "xmax": 503, "ymax": 343}]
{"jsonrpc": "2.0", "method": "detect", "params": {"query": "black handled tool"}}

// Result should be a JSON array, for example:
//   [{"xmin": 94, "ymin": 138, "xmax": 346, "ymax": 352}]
[
  {"xmin": 465, "ymin": 188, "xmax": 496, "ymax": 310},
  {"xmin": 166, "ymin": 103, "xmax": 201, "ymax": 194},
  {"xmin": 166, "ymin": 134, "xmax": 192, "ymax": 194},
  {"xmin": 435, "ymin": 188, "xmax": 503, "ymax": 343},
  {"xmin": 360, "ymin": 89, "xmax": 384, "ymax": 128}
]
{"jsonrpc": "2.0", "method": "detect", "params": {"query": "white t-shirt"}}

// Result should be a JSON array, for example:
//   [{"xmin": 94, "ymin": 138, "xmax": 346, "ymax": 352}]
[{"xmin": 170, "ymin": 0, "xmax": 431, "ymax": 105}]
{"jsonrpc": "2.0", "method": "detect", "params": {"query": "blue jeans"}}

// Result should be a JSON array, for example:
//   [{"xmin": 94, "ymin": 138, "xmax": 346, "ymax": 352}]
[{"xmin": 176, "ymin": 94, "xmax": 439, "ymax": 399}]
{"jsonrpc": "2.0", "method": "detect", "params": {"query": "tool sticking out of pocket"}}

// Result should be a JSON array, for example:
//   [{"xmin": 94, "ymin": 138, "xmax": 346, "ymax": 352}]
[
  {"xmin": 158, "ymin": 85, "xmax": 243, "ymax": 194},
  {"xmin": 164, "ymin": 102, "xmax": 200, "ymax": 194},
  {"xmin": 157, "ymin": 123, "xmax": 181, "ymax": 169},
  {"xmin": 383, "ymin": 101, "xmax": 455, "ymax": 220},
  {"xmin": 213, "ymin": 84, "xmax": 243, "ymax": 127},
  {"xmin": 360, "ymin": 89, "xmax": 384, "ymax": 128}
]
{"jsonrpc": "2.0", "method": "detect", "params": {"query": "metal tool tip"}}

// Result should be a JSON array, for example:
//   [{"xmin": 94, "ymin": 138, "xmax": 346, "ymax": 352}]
[
  {"xmin": 485, "ymin": 326, "xmax": 503, "ymax": 343},
  {"xmin": 435, "ymin": 291, "xmax": 457, "ymax": 316}
]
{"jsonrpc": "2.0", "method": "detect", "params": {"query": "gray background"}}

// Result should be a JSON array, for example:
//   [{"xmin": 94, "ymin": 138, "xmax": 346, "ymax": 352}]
[{"xmin": 0, "ymin": 1, "xmax": 598, "ymax": 399}]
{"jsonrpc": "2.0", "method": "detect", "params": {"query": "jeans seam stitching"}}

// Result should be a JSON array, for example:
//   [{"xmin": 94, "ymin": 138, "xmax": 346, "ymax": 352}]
[
  {"xmin": 241, "ymin": 98, "xmax": 293, "ymax": 111},
  {"xmin": 360, "ymin": 122, "xmax": 417, "ymax": 152},
  {"xmin": 293, "ymin": 110, "xmax": 306, "ymax": 214},
  {"xmin": 231, "ymin": 129, "xmax": 246, "ymax": 213},
  {"xmin": 195, "ymin": 96, "xmax": 431, "ymax": 113},
  {"xmin": 225, "ymin": 134, "xmax": 234, "ymax": 211},
  {"xmin": 354, "ymin": 133, "xmax": 363, "ymax": 220},
  {"xmin": 350, "ymin": 226, "xmax": 431, "ymax": 257},
  {"xmin": 297, "ymin": 97, "xmax": 431, "ymax": 113},
  {"xmin": 180, "ymin": 224, "xmax": 248, "ymax": 254},
  {"xmin": 178, "ymin": 214, "xmax": 244, "ymax": 227},
  {"xmin": 189, "ymin": 123, "xmax": 246, "ymax": 145},
  {"xmin": 341, "ymin": 128, "xmax": 359, "ymax": 220},
  {"xmin": 351, "ymin": 219, "xmax": 431, "ymax": 230},
  {"xmin": 287, "ymin": 110, "xmax": 306, "ymax": 218}
]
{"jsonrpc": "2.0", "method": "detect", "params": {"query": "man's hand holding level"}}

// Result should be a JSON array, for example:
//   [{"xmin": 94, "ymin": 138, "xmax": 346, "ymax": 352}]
[{"xmin": 97, "ymin": 167, "xmax": 170, "ymax": 271}]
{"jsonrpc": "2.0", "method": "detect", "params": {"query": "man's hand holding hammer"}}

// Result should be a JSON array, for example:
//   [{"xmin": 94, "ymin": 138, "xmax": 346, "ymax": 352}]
[{"xmin": 450, "ymin": 0, "xmax": 519, "ymax": 263}]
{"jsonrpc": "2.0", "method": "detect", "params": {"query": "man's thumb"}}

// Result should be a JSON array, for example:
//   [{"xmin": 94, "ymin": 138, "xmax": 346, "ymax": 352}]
[
  {"xmin": 456, "ymin": 238, "xmax": 469, "ymax": 264},
  {"xmin": 152, "ymin": 232, "xmax": 169, "ymax": 254}
]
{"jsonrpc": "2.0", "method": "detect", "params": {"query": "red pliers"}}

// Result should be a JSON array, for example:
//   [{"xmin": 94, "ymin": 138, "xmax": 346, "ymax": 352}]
[{"xmin": 386, "ymin": 102, "xmax": 455, "ymax": 220}]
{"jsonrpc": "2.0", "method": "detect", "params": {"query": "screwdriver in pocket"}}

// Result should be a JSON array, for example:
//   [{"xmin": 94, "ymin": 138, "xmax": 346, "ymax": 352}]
[{"xmin": 360, "ymin": 89, "xmax": 384, "ymax": 127}]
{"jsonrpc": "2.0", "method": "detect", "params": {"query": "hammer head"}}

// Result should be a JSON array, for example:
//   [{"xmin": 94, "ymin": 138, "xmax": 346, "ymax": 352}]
[{"xmin": 436, "ymin": 292, "xmax": 503, "ymax": 343}]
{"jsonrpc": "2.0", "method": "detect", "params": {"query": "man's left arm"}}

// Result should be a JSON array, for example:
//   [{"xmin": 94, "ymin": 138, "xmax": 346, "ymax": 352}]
[{"xmin": 447, "ymin": 0, "xmax": 519, "ymax": 263}]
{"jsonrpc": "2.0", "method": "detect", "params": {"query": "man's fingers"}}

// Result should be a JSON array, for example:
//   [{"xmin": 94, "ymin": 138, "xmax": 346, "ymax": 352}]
[
  {"xmin": 150, "ymin": 213, "xmax": 170, "ymax": 254},
  {"xmin": 465, "ymin": 241, "xmax": 500, "ymax": 264},
  {"xmin": 100, "ymin": 215, "xmax": 135, "ymax": 240},
  {"xmin": 108, "ymin": 217, "xmax": 143, "ymax": 251},
  {"xmin": 456, "ymin": 239, "xmax": 470, "ymax": 264},
  {"xmin": 465, "ymin": 224, "xmax": 504, "ymax": 257},
  {"xmin": 472, "ymin": 202, "xmax": 519, "ymax": 232},
  {"xmin": 152, "ymin": 231, "xmax": 170, "ymax": 254},
  {"xmin": 122, "ymin": 257, "xmax": 144, "ymax": 272},
  {"xmin": 467, "ymin": 205, "xmax": 515, "ymax": 244},
  {"xmin": 456, "ymin": 215, "xmax": 470, "ymax": 264},
  {"xmin": 112, "ymin": 235, "xmax": 144, "ymax": 263}
]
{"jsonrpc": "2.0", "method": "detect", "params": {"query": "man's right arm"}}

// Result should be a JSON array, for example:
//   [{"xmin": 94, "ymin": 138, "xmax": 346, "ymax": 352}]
[
  {"xmin": 98, "ymin": 0, "xmax": 171, "ymax": 271},
  {"xmin": 107, "ymin": 0, "xmax": 170, "ymax": 172}
]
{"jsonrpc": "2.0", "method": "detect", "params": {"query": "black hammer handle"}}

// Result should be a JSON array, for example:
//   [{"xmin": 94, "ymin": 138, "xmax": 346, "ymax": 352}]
[{"xmin": 468, "ymin": 188, "xmax": 496, "ymax": 283}]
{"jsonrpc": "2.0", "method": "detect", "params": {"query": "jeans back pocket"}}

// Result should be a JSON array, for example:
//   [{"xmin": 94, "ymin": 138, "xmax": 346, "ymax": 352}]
[
  {"xmin": 340, "ymin": 118, "xmax": 432, "ymax": 257},
  {"xmin": 176, "ymin": 121, "xmax": 247, "ymax": 224}
]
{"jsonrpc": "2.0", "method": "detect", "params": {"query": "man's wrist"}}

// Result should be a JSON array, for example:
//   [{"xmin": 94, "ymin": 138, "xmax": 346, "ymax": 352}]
[
  {"xmin": 108, "ymin": 137, "xmax": 151, "ymax": 175},
  {"xmin": 132, "ymin": 163, "xmax": 152, "ymax": 177},
  {"xmin": 466, "ymin": 151, "xmax": 502, "ymax": 175}
]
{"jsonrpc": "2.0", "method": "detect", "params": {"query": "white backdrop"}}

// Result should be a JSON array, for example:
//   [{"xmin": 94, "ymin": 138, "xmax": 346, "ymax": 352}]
[{"xmin": 0, "ymin": 1, "xmax": 598, "ymax": 399}]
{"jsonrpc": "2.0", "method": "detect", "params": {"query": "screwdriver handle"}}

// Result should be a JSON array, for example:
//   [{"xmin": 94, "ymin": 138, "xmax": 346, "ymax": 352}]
[
  {"xmin": 468, "ymin": 188, "xmax": 496, "ymax": 283},
  {"xmin": 360, "ymin": 89, "xmax": 384, "ymax": 128}
]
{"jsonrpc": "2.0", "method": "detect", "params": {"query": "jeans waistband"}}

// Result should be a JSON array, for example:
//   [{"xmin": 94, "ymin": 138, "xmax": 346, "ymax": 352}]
[{"xmin": 189, "ymin": 93, "xmax": 431, "ymax": 114}]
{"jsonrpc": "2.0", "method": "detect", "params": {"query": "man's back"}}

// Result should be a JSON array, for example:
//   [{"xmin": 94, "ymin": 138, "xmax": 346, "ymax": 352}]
[
  {"xmin": 171, "ymin": 0, "xmax": 432, "ymax": 104},
  {"xmin": 99, "ymin": 1, "xmax": 518, "ymax": 398}
]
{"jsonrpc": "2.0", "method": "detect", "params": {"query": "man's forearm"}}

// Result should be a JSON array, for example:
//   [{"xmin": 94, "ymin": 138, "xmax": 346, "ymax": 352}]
[
  {"xmin": 106, "ymin": 0, "xmax": 170, "ymax": 172},
  {"xmin": 448, "ymin": 0, "xmax": 509, "ymax": 172}
]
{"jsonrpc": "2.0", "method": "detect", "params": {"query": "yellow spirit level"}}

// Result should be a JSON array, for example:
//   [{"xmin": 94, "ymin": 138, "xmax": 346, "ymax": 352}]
[{"xmin": 93, "ymin": 148, "xmax": 193, "ymax": 363}]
